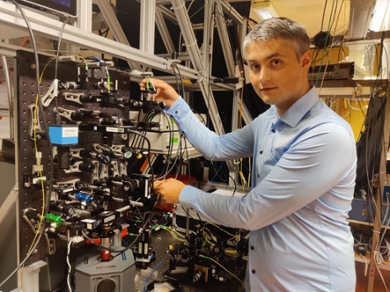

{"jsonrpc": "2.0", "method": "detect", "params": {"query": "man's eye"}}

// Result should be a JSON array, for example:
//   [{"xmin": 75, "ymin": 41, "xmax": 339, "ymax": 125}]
[
  {"xmin": 250, "ymin": 64, "xmax": 260, "ymax": 70},
  {"xmin": 272, "ymin": 60, "xmax": 281, "ymax": 65}
]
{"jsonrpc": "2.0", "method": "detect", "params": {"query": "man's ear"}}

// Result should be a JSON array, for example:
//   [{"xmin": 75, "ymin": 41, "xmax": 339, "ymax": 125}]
[{"xmin": 301, "ymin": 50, "xmax": 312, "ymax": 70}]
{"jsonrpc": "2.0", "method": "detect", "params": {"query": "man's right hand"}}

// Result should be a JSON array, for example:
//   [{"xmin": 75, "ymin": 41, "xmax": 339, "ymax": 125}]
[{"xmin": 139, "ymin": 78, "xmax": 180, "ymax": 108}]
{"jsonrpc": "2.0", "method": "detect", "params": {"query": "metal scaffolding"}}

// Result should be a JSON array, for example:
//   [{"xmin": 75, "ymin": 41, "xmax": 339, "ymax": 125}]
[{"xmin": 0, "ymin": 0, "xmax": 254, "ymax": 174}]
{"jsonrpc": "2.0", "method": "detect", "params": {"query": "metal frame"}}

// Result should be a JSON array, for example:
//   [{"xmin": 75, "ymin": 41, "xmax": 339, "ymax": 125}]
[
  {"xmin": 215, "ymin": 1, "xmax": 235, "ymax": 77},
  {"xmin": 76, "ymin": 0, "xmax": 92, "ymax": 32},
  {"xmin": 155, "ymin": 7, "xmax": 175, "ymax": 54},
  {"xmin": 140, "ymin": 0, "xmax": 157, "ymax": 56},
  {"xmin": 0, "ymin": 1, "xmax": 197, "ymax": 78},
  {"xmin": 170, "ymin": 0, "xmax": 236, "ymax": 171},
  {"xmin": 95, "ymin": 0, "xmax": 140, "ymax": 70},
  {"xmin": 0, "ymin": 0, "xmax": 251, "ymax": 173}
]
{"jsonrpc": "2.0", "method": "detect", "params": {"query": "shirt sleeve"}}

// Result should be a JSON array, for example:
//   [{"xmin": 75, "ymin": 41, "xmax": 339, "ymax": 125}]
[
  {"xmin": 167, "ymin": 97, "xmax": 254, "ymax": 161},
  {"xmin": 179, "ymin": 122, "xmax": 356, "ymax": 230}
]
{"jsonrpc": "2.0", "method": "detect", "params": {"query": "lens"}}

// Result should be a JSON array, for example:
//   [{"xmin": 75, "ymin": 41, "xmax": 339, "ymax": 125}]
[{"xmin": 96, "ymin": 279, "xmax": 116, "ymax": 292}]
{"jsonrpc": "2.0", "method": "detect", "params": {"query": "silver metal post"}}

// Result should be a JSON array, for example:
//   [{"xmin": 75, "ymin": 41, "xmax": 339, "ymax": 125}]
[{"xmin": 140, "ymin": 0, "xmax": 157, "ymax": 55}]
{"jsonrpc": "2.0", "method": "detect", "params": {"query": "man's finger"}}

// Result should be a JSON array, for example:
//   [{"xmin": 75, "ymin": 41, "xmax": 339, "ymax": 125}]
[{"xmin": 153, "ymin": 180, "xmax": 165, "ymax": 190}]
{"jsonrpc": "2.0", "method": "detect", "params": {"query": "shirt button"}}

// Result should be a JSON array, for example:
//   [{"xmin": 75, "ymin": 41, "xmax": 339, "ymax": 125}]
[
  {"xmin": 250, "ymin": 246, "xmax": 254, "ymax": 250},
  {"xmin": 259, "ymin": 151, "xmax": 263, "ymax": 154},
  {"xmin": 175, "ymin": 111, "xmax": 178, "ymax": 114},
  {"xmin": 271, "ymin": 129, "xmax": 275, "ymax": 133},
  {"xmin": 257, "ymin": 174, "xmax": 259, "ymax": 178},
  {"xmin": 252, "ymin": 269, "xmax": 256, "ymax": 274}
]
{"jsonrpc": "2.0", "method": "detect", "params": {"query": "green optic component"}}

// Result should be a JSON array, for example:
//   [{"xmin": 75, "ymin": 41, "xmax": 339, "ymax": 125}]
[
  {"xmin": 107, "ymin": 75, "xmax": 111, "ymax": 91},
  {"xmin": 45, "ymin": 213, "xmax": 62, "ymax": 227}
]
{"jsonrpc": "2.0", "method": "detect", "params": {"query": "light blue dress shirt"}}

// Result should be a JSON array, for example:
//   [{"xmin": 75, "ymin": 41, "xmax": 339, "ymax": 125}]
[{"xmin": 166, "ymin": 87, "xmax": 357, "ymax": 292}]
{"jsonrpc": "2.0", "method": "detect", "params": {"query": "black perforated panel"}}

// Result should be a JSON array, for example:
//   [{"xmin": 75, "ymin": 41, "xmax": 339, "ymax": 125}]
[{"xmin": 16, "ymin": 50, "xmax": 132, "ymax": 265}]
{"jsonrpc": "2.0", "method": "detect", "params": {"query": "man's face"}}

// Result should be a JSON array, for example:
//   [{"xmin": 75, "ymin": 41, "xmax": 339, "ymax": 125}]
[{"xmin": 246, "ymin": 38, "xmax": 311, "ymax": 116}]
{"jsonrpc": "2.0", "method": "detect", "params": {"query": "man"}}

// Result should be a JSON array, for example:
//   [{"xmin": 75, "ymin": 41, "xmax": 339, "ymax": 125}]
[{"xmin": 141, "ymin": 17, "xmax": 357, "ymax": 292}]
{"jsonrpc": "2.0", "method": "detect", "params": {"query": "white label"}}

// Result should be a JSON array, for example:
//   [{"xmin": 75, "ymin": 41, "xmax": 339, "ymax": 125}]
[
  {"xmin": 104, "ymin": 214, "xmax": 115, "ymax": 223},
  {"xmin": 62, "ymin": 127, "xmax": 78, "ymax": 137},
  {"xmin": 82, "ymin": 219, "xmax": 95, "ymax": 223},
  {"xmin": 106, "ymin": 127, "xmax": 124, "ymax": 133}
]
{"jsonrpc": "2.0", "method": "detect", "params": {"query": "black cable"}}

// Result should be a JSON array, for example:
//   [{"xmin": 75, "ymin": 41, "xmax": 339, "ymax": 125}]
[
  {"xmin": 111, "ymin": 198, "xmax": 160, "ymax": 259},
  {"xmin": 127, "ymin": 129, "xmax": 154, "ymax": 184},
  {"xmin": 143, "ymin": 110, "xmax": 176, "ymax": 178},
  {"xmin": 54, "ymin": 21, "xmax": 67, "ymax": 124},
  {"xmin": 229, "ymin": 173, "xmax": 237, "ymax": 196},
  {"xmin": 191, "ymin": 108, "xmax": 206, "ymax": 124},
  {"xmin": 180, "ymin": 206, "xmax": 203, "ymax": 227},
  {"xmin": 172, "ymin": 65, "xmax": 181, "ymax": 97},
  {"xmin": 175, "ymin": 64, "xmax": 185, "ymax": 99},
  {"xmin": 332, "ymin": 0, "xmax": 345, "ymax": 33},
  {"xmin": 328, "ymin": 0, "xmax": 339, "ymax": 32},
  {"xmin": 54, "ymin": 21, "xmax": 67, "ymax": 81},
  {"xmin": 320, "ymin": 0, "xmax": 329, "ymax": 32},
  {"xmin": 82, "ymin": 130, "xmax": 157, "ymax": 257},
  {"xmin": 0, "ymin": 1, "xmax": 54, "ymax": 288}
]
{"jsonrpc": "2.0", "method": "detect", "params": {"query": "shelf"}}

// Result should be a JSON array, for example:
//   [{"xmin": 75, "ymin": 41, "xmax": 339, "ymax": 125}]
[
  {"xmin": 348, "ymin": 219, "xmax": 390, "ymax": 230},
  {"xmin": 348, "ymin": 219, "xmax": 374, "ymax": 226},
  {"xmin": 355, "ymin": 251, "xmax": 390, "ymax": 272}
]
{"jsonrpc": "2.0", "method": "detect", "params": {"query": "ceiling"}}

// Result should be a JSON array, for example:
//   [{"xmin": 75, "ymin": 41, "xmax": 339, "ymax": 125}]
[{"xmin": 245, "ymin": 0, "xmax": 351, "ymax": 38}]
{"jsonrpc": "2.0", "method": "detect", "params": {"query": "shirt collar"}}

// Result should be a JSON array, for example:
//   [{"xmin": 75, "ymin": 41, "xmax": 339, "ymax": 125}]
[{"xmin": 265, "ymin": 86, "xmax": 319, "ymax": 127}]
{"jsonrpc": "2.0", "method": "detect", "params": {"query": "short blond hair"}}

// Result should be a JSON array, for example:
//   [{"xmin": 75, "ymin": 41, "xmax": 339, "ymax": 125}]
[{"xmin": 243, "ymin": 17, "xmax": 310, "ymax": 60}]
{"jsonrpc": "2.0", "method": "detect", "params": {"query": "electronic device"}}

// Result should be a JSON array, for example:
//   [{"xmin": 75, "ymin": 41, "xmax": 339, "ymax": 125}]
[
  {"xmin": 308, "ymin": 62, "xmax": 354, "ymax": 81},
  {"xmin": 15, "ymin": 0, "xmax": 77, "ymax": 17},
  {"xmin": 75, "ymin": 248, "xmax": 136, "ymax": 292}
]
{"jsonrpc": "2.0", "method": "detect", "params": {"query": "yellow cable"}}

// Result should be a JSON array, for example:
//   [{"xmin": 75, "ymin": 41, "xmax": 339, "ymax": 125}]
[
  {"xmin": 224, "ymin": 248, "xmax": 237, "ymax": 255},
  {"xmin": 170, "ymin": 228, "xmax": 186, "ymax": 239},
  {"xmin": 22, "ymin": 57, "xmax": 54, "ymax": 291},
  {"xmin": 204, "ymin": 256, "xmax": 243, "ymax": 284},
  {"xmin": 202, "ymin": 227, "xmax": 217, "ymax": 242},
  {"xmin": 204, "ymin": 222, "xmax": 237, "ymax": 238},
  {"xmin": 26, "ymin": 58, "xmax": 54, "ymax": 256},
  {"xmin": 77, "ymin": 54, "xmax": 86, "ymax": 64},
  {"xmin": 162, "ymin": 228, "xmax": 185, "ymax": 242}
]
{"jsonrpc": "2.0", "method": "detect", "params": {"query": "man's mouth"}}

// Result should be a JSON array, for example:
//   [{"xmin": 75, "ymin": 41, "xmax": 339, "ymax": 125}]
[{"xmin": 261, "ymin": 87, "xmax": 276, "ymax": 92}]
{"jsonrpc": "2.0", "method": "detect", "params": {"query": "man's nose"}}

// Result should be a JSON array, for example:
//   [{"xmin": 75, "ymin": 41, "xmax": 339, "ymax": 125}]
[{"xmin": 258, "ymin": 68, "xmax": 271, "ymax": 83}]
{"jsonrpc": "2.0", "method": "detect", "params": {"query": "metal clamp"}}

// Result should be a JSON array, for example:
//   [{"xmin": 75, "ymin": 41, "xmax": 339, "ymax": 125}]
[
  {"xmin": 55, "ymin": 178, "xmax": 80, "ymax": 188},
  {"xmin": 111, "ymin": 160, "xmax": 120, "ymax": 177},
  {"xmin": 41, "ymin": 79, "xmax": 58, "ymax": 107},
  {"xmin": 64, "ymin": 161, "xmax": 84, "ymax": 173},
  {"xmin": 119, "ymin": 161, "xmax": 128, "ymax": 176},
  {"xmin": 90, "ymin": 160, "xmax": 100, "ymax": 183},
  {"xmin": 44, "ymin": 231, "xmax": 57, "ymax": 255},
  {"xmin": 64, "ymin": 92, "xmax": 86, "ymax": 104},
  {"xmin": 57, "ymin": 106, "xmax": 75, "ymax": 122},
  {"xmin": 28, "ymin": 104, "xmax": 45, "ymax": 140}
]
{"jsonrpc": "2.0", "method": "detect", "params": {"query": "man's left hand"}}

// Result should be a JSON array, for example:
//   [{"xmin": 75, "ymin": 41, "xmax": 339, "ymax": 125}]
[{"xmin": 153, "ymin": 178, "xmax": 186, "ymax": 204}]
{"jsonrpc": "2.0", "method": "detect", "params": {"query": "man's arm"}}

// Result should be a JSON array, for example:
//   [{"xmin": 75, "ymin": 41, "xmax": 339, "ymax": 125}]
[
  {"xmin": 178, "ymin": 122, "xmax": 356, "ymax": 229},
  {"xmin": 167, "ymin": 97, "xmax": 254, "ymax": 161}
]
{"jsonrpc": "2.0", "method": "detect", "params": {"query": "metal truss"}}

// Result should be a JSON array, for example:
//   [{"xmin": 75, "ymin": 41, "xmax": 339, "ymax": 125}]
[
  {"xmin": 0, "ymin": 1, "xmax": 198, "ymax": 78},
  {"xmin": 0, "ymin": 0, "xmax": 255, "ymax": 173}
]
